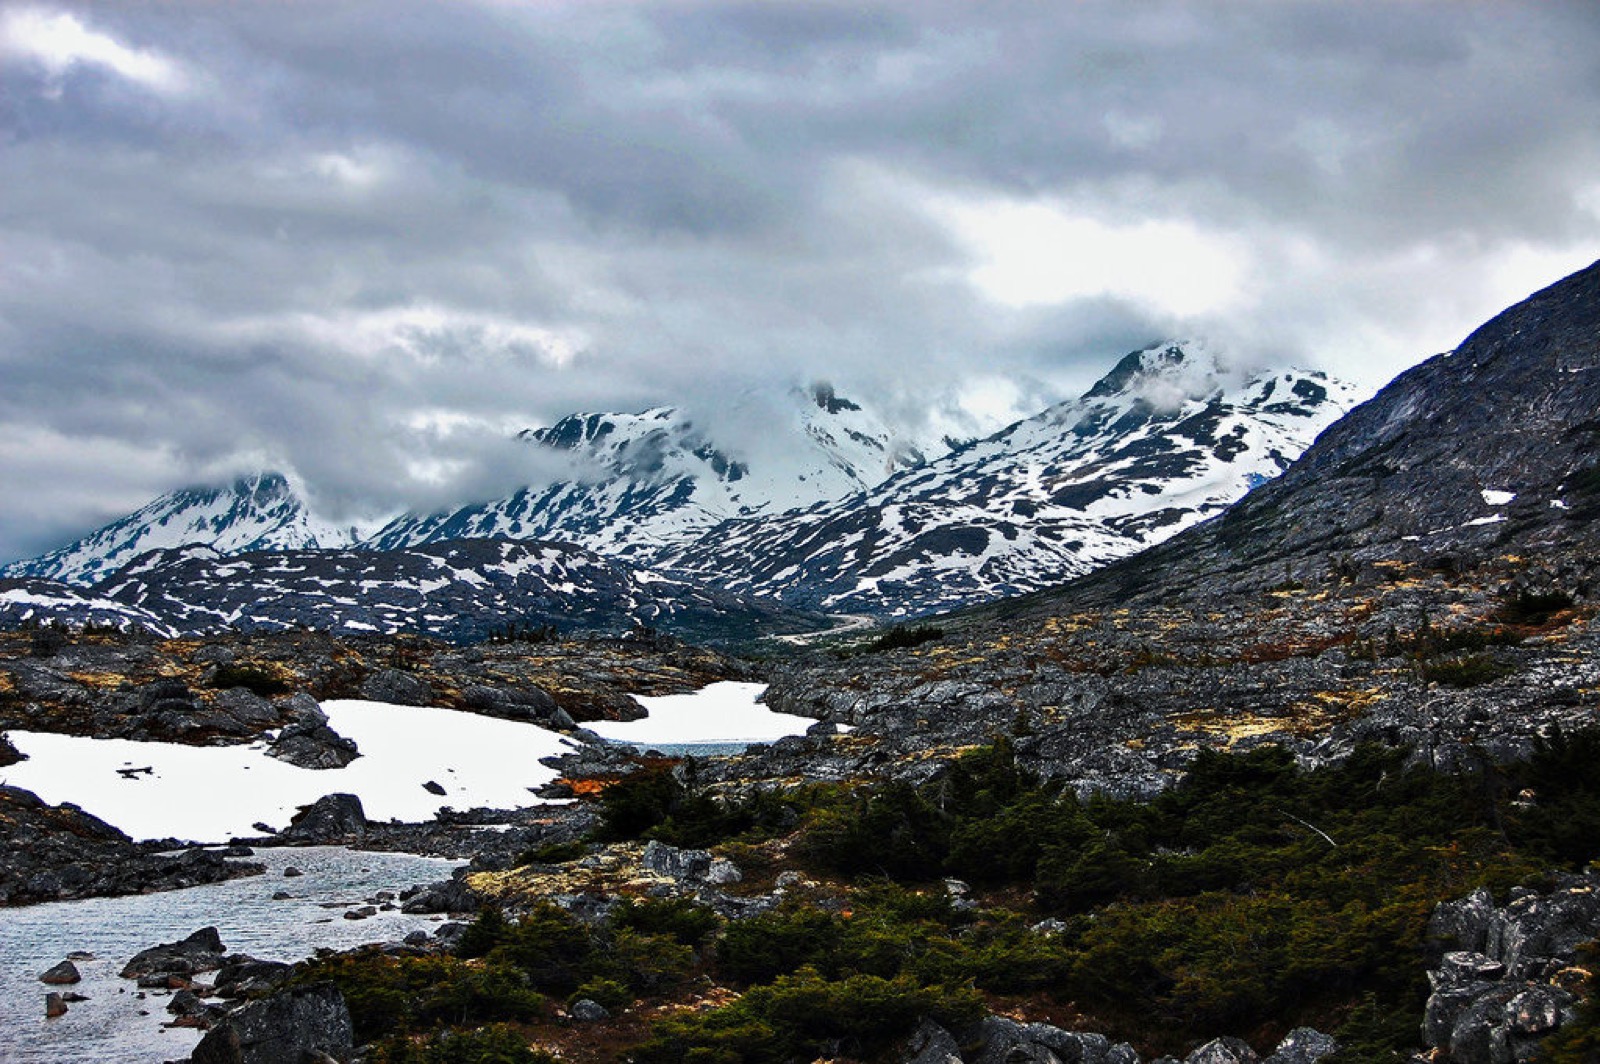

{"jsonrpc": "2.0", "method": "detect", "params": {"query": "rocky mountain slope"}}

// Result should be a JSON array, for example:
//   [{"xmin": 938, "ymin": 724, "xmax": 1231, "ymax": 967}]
[
  {"xmin": 85, "ymin": 539, "xmax": 823, "ymax": 644},
  {"xmin": 665, "ymin": 342, "xmax": 1356, "ymax": 616},
  {"xmin": 1020, "ymin": 258, "xmax": 1600, "ymax": 613},
  {"xmin": 1, "ymin": 473, "xmax": 363, "ymax": 586},
  {"xmin": 0, "ymin": 577, "xmax": 176, "ymax": 636}
]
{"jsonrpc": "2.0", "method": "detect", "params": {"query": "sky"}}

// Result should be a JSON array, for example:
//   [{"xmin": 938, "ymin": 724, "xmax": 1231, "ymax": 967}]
[{"xmin": 3, "ymin": 1, "xmax": 1600, "ymax": 564}]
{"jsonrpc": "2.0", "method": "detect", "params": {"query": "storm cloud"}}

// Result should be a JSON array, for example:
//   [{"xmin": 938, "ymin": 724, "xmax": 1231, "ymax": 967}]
[{"xmin": 3, "ymin": 1, "xmax": 1600, "ymax": 561}]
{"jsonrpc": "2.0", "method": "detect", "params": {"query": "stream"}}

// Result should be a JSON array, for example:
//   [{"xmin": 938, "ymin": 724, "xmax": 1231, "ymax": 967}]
[{"xmin": 0, "ymin": 845, "xmax": 461, "ymax": 1064}]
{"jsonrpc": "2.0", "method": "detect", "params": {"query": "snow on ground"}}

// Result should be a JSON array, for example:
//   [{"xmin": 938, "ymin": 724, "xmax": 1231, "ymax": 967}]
[
  {"xmin": 1482, "ymin": 489, "xmax": 1517, "ymax": 506},
  {"xmin": 585, "ymin": 681, "xmax": 813, "ymax": 746},
  {"xmin": 2, "ymin": 700, "xmax": 576, "ymax": 843}
]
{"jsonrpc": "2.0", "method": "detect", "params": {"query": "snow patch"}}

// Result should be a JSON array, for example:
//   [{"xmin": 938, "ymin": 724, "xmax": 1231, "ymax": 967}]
[
  {"xmin": 585, "ymin": 682, "xmax": 813, "ymax": 746},
  {"xmin": 3, "ymin": 700, "xmax": 576, "ymax": 842}
]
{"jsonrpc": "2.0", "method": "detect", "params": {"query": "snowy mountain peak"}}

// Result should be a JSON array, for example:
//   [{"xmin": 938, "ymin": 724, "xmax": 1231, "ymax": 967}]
[
  {"xmin": 663, "ymin": 350, "xmax": 1361, "ymax": 616},
  {"xmin": 1081, "ymin": 339, "xmax": 1228, "ymax": 406},
  {"xmin": 0, "ymin": 471, "xmax": 361, "ymax": 586}
]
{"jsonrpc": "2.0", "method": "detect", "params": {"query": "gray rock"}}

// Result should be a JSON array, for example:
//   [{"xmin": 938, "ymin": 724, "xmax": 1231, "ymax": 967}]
[
  {"xmin": 705, "ymin": 857, "xmax": 743, "ymax": 885},
  {"xmin": 214, "ymin": 687, "xmax": 277, "ymax": 728},
  {"xmin": 1448, "ymin": 985, "xmax": 1521, "ymax": 1064},
  {"xmin": 121, "ymin": 926, "xmax": 227, "ymax": 979},
  {"xmin": 902, "ymin": 1018, "xmax": 963, "ymax": 1064},
  {"xmin": 1503, "ymin": 984, "xmax": 1576, "ymax": 1038},
  {"xmin": 1435, "ymin": 951, "xmax": 1508, "ymax": 986},
  {"xmin": 1261, "ymin": 1028, "xmax": 1338, "ymax": 1064},
  {"xmin": 971, "ymin": 1015, "xmax": 1111, "ymax": 1064},
  {"xmin": 569, "ymin": 998, "xmax": 610, "ymax": 1022},
  {"xmin": 641, "ymin": 839, "xmax": 713, "ymax": 882},
  {"xmin": 267, "ymin": 695, "xmax": 359, "ymax": 770},
  {"xmin": 360, "ymin": 668, "xmax": 434, "ymax": 706},
  {"xmin": 212, "ymin": 958, "xmax": 292, "ymax": 998},
  {"xmin": 191, "ymin": 982, "xmax": 353, "ymax": 1064},
  {"xmin": 279, "ymin": 794, "xmax": 366, "ymax": 843},
  {"xmin": 1185, "ymin": 1038, "xmax": 1258, "ymax": 1064}
]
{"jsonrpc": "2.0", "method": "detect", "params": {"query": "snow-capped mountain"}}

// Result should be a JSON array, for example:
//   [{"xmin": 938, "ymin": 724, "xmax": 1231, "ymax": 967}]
[
  {"xmin": 92, "ymin": 538, "xmax": 823, "ymax": 644},
  {"xmin": 0, "ymin": 473, "xmax": 362, "ymax": 586},
  {"xmin": 365, "ymin": 385, "xmax": 944, "ymax": 558},
  {"xmin": 661, "ymin": 342, "xmax": 1360, "ymax": 616}
]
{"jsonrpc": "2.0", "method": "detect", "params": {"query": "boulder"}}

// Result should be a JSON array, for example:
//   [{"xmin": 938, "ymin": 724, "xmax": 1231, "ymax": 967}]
[
  {"xmin": 39, "ymin": 960, "xmax": 81, "ymax": 984},
  {"xmin": 191, "ymin": 982, "xmax": 353, "ymax": 1064},
  {"xmin": 279, "ymin": 794, "xmax": 367, "ymax": 843},
  {"xmin": 267, "ymin": 695, "xmax": 359, "ymax": 770},
  {"xmin": 971, "ymin": 1015, "xmax": 1112, "ymax": 1064},
  {"xmin": 641, "ymin": 840, "xmax": 713, "ymax": 882},
  {"xmin": 569, "ymin": 998, "xmax": 610, "ymax": 1022},
  {"xmin": 463, "ymin": 684, "xmax": 559, "ymax": 722},
  {"xmin": 121, "ymin": 926, "xmax": 227, "ymax": 979},
  {"xmin": 1186, "ymin": 1038, "xmax": 1259, "ymax": 1064},
  {"xmin": 1261, "ymin": 1028, "xmax": 1338, "ymax": 1064},
  {"xmin": 212, "ymin": 958, "xmax": 293, "ymax": 998},
  {"xmin": 45, "ymin": 992, "xmax": 67, "ymax": 1018},
  {"xmin": 902, "ymin": 1018, "xmax": 964, "ymax": 1064}
]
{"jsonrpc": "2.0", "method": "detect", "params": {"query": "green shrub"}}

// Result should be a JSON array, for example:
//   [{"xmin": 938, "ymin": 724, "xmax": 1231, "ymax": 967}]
[
  {"xmin": 515, "ymin": 841, "xmax": 587, "ymax": 866},
  {"xmin": 633, "ymin": 968, "xmax": 982, "ymax": 1064},
  {"xmin": 569, "ymin": 977, "xmax": 633, "ymax": 1011},
  {"xmin": 1422, "ymin": 652, "xmax": 1516, "ymax": 688},
  {"xmin": 717, "ymin": 906, "xmax": 844, "ymax": 985},
  {"xmin": 292, "ymin": 952, "xmax": 543, "ymax": 1043},
  {"xmin": 370, "ymin": 1024, "xmax": 558, "ymax": 1064},
  {"xmin": 864, "ymin": 624, "xmax": 944, "ymax": 652},
  {"xmin": 611, "ymin": 896, "xmax": 722, "ymax": 946}
]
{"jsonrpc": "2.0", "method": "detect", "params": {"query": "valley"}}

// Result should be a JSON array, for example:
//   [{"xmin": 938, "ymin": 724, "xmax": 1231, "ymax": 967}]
[{"xmin": 2, "ymin": 263, "xmax": 1600, "ymax": 1063}]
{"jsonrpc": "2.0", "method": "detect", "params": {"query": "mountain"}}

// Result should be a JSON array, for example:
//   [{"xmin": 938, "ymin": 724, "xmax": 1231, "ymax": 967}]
[
  {"xmin": 0, "ymin": 473, "xmax": 362, "ymax": 586},
  {"xmin": 90, "ymin": 538, "xmax": 824, "ymax": 644},
  {"xmin": 663, "ymin": 342, "xmax": 1358, "ymax": 617},
  {"xmin": 1040, "ymin": 259, "xmax": 1600, "ymax": 611},
  {"xmin": 5, "ymin": 386, "xmax": 946, "ymax": 586},
  {"xmin": 364, "ymin": 385, "xmax": 944, "ymax": 558},
  {"xmin": 0, "ymin": 578, "xmax": 175, "ymax": 636}
]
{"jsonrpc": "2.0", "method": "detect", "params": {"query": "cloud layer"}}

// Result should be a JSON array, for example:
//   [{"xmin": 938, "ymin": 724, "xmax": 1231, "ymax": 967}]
[{"xmin": 3, "ymin": 1, "xmax": 1600, "ymax": 561}]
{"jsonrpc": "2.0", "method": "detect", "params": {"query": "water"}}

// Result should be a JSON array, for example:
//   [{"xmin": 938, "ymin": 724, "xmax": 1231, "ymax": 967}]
[
  {"xmin": 612, "ymin": 741, "xmax": 754, "ymax": 758},
  {"xmin": 0, "ymin": 846, "xmax": 462, "ymax": 1064}
]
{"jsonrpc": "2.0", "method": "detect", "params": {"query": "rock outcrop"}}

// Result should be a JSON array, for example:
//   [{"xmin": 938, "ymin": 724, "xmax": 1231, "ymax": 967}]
[
  {"xmin": 0, "ymin": 786, "xmax": 262, "ymax": 905},
  {"xmin": 190, "ymin": 982, "xmax": 353, "ymax": 1064},
  {"xmin": 279, "ymin": 793, "xmax": 367, "ymax": 843},
  {"xmin": 1423, "ymin": 874, "xmax": 1600, "ymax": 1062}
]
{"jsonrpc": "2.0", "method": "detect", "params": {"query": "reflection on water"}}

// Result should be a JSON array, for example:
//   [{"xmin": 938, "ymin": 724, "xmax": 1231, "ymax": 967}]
[{"xmin": 0, "ymin": 846, "xmax": 461, "ymax": 1064}]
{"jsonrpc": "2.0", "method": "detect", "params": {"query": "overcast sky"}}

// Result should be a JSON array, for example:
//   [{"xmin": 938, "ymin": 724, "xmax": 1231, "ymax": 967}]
[{"xmin": 4, "ymin": 1, "xmax": 1600, "ymax": 563}]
